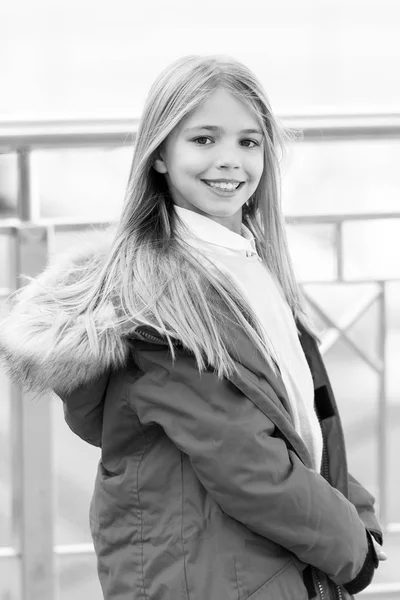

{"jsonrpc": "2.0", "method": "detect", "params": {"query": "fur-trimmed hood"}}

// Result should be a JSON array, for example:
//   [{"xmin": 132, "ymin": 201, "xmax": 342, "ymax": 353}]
[
  {"xmin": 0, "ymin": 229, "xmax": 147, "ymax": 397},
  {"xmin": 0, "ymin": 228, "xmax": 307, "ymax": 404}
]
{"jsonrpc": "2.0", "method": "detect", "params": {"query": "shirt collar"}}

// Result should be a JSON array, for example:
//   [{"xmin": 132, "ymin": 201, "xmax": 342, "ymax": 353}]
[{"xmin": 173, "ymin": 205, "xmax": 258, "ymax": 257}]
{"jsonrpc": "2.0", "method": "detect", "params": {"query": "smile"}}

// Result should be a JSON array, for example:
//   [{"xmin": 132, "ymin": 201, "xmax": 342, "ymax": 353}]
[{"xmin": 202, "ymin": 180, "xmax": 244, "ymax": 193}]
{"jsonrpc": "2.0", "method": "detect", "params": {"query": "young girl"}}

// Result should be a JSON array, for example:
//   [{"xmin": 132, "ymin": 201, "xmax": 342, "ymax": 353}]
[{"xmin": 0, "ymin": 54, "xmax": 386, "ymax": 599}]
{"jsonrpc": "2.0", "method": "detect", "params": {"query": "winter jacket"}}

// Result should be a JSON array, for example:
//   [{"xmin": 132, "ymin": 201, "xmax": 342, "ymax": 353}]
[{"xmin": 0, "ymin": 233, "xmax": 383, "ymax": 600}]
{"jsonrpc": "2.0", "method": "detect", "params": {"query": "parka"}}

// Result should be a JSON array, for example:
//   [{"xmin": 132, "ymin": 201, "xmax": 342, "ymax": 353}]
[{"xmin": 0, "ymin": 232, "xmax": 383, "ymax": 600}]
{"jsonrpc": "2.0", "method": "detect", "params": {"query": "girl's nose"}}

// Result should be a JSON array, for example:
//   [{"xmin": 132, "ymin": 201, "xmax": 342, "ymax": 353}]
[{"xmin": 216, "ymin": 155, "xmax": 242, "ymax": 169}]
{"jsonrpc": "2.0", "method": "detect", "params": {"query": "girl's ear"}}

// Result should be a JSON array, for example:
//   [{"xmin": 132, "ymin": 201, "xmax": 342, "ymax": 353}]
[
  {"xmin": 153, "ymin": 144, "xmax": 168, "ymax": 174},
  {"xmin": 153, "ymin": 158, "xmax": 168, "ymax": 174}
]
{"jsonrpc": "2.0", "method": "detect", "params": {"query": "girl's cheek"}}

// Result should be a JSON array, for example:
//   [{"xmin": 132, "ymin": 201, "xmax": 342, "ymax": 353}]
[{"xmin": 178, "ymin": 148, "xmax": 203, "ymax": 167}]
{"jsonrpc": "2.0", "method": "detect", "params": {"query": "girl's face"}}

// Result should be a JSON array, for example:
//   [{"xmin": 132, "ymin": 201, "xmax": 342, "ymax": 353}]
[{"xmin": 153, "ymin": 87, "xmax": 265, "ymax": 235}]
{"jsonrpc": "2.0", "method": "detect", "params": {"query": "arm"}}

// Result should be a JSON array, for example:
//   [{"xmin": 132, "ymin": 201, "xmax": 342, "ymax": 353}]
[
  {"xmin": 348, "ymin": 472, "xmax": 383, "ymax": 546},
  {"xmin": 55, "ymin": 371, "xmax": 110, "ymax": 447},
  {"xmin": 130, "ymin": 349, "xmax": 375, "ymax": 590}
]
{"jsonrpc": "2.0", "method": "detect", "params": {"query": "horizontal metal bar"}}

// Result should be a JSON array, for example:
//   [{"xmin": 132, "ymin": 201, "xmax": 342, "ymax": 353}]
[
  {"xmin": 0, "ymin": 219, "xmax": 22, "ymax": 233},
  {"xmin": 0, "ymin": 212, "xmax": 399, "ymax": 232},
  {"xmin": 360, "ymin": 583, "xmax": 400, "ymax": 597},
  {"xmin": 285, "ymin": 112, "xmax": 400, "ymax": 141},
  {"xmin": 386, "ymin": 523, "xmax": 400, "ymax": 534},
  {"xmin": 286, "ymin": 212, "xmax": 400, "ymax": 224},
  {"xmin": 54, "ymin": 543, "xmax": 95, "ymax": 556},
  {"xmin": 0, "ymin": 118, "xmax": 140, "ymax": 150},
  {"xmin": 301, "ymin": 278, "xmax": 400, "ymax": 284},
  {"xmin": 0, "ymin": 219, "xmax": 111, "ymax": 233},
  {"xmin": 0, "ymin": 114, "xmax": 400, "ymax": 150},
  {"xmin": 45, "ymin": 220, "xmax": 112, "ymax": 233},
  {"xmin": 0, "ymin": 547, "xmax": 19, "ymax": 559},
  {"xmin": 0, "ymin": 543, "xmax": 94, "ymax": 559},
  {"xmin": 0, "ymin": 218, "xmax": 398, "ymax": 285}
]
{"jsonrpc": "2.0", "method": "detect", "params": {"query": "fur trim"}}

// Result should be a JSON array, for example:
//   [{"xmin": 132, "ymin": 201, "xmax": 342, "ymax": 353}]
[{"xmin": 0, "ymin": 228, "xmax": 134, "ymax": 397}]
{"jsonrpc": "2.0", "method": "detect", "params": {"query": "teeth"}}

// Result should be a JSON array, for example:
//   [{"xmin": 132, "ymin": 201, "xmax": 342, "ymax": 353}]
[{"xmin": 206, "ymin": 181, "xmax": 240, "ymax": 190}]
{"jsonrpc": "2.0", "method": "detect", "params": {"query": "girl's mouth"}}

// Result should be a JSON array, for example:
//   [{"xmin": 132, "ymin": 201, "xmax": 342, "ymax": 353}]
[{"xmin": 201, "ymin": 180, "xmax": 245, "ymax": 195}]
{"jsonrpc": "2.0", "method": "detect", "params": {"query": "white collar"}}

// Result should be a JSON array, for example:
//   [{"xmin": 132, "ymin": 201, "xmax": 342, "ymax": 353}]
[{"xmin": 173, "ymin": 205, "xmax": 258, "ymax": 258}]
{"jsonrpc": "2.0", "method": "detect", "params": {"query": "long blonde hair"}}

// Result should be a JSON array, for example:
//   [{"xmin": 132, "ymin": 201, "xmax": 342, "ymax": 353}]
[{"xmin": 47, "ymin": 54, "xmax": 321, "ymax": 380}]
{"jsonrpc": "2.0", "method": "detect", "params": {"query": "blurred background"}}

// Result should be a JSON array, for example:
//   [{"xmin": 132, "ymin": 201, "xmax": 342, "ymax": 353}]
[{"xmin": 0, "ymin": 1, "xmax": 399, "ymax": 599}]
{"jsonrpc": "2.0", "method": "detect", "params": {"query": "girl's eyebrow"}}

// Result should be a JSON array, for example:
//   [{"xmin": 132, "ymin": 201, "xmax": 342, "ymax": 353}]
[{"xmin": 183, "ymin": 125, "xmax": 264, "ymax": 136}]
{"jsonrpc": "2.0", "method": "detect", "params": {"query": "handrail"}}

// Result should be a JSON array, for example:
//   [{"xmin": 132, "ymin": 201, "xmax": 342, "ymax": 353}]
[
  {"xmin": 0, "ymin": 113, "xmax": 400, "ymax": 149},
  {"xmin": 0, "ymin": 118, "xmax": 140, "ymax": 149},
  {"xmin": 1, "ymin": 211, "xmax": 400, "ymax": 234}
]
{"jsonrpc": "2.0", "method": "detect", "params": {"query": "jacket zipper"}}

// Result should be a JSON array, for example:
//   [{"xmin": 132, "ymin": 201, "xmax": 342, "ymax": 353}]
[
  {"xmin": 135, "ymin": 328, "xmax": 168, "ymax": 345},
  {"xmin": 136, "ymin": 327, "xmax": 344, "ymax": 600},
  {"xmin": 315, "ymin": 425, "xmax": 343, "ymax": 600},
  {"xmin": 312, "ymin": 568, "xmax": 326, "ymax": 600}
]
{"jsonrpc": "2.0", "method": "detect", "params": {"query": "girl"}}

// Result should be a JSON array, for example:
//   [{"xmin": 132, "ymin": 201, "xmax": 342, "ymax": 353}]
[{"xmin": 0, "ymin": 54, "xmax": 386, "ymax": 599}]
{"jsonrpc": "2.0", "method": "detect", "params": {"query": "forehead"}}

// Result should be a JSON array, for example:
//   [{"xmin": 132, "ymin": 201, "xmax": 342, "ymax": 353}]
[{"xmin": 179, "ymin": 88, "xmax": 261, "ymax": 132}]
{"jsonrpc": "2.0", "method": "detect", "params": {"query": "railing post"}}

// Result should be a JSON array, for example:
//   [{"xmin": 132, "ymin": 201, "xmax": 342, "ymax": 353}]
[
  {"xmin": 17, "ymin": 148, "xmax": 40, "ymax": 222},
  {"xmin": 377, "ymin": 281, "xmax": 388, "ymax": 530},
  {"xmin": 335, "ymin": 221, "xmax": 344, "ymax": 281},
  {"xmin": 10, "ymin": 225, "xmax": 56, "ymax": 600}
]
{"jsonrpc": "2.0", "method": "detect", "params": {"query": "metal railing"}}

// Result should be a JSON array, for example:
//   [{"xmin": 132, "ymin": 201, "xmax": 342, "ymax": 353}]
[{"xmin": 0, "ymin": 115, "xmax": 399, "ymax": 599}]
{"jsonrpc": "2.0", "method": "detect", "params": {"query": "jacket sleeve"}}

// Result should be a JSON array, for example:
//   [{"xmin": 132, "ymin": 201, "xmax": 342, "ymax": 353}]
[
  {"xmin": 54, "ymin": 371, "xmax": 110, "ymax": 448},
  {"xmin": 129, "ymin": 349, "xmax": 373, "ymax": 589},
  {"xmin": 348, "ymin": 472, "xmax": 383, "ymax": 546}
]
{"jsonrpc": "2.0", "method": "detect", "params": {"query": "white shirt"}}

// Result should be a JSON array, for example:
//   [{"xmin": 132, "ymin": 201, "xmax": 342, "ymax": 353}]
[{"xmin": 173, "ymin": 204, "xmax": 323, "ymax": 472}]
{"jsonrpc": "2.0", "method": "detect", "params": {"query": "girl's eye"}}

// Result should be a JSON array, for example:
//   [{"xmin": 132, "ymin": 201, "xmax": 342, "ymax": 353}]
[{"xmin": 192, "ymin": 137, "xmax": 259, "ymax": 148}]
